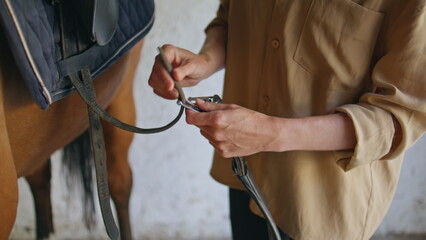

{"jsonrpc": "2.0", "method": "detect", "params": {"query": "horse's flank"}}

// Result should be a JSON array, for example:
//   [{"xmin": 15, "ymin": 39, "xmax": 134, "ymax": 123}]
[
  {"xmin": 0, "ymin": 49, "xmax": 19, "ymax": 240},
  {"xmin": 3, "ymin": 41, "xmax": 143, "ymax": 177}
]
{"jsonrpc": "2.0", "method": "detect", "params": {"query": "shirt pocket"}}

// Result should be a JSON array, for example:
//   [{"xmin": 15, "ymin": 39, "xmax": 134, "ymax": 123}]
[{"xmin": 293, "ymin": 0, "xmax": 384, "ymax": 90}]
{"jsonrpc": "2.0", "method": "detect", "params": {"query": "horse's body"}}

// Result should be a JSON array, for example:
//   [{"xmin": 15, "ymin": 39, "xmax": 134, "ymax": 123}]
[{"xmin": 0, "ymin": 27, "xmax": 142, "ymax": 239}]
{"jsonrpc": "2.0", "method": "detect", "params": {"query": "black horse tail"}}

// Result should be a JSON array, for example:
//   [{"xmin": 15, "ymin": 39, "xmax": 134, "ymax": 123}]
[{"xmin": 62, "ymin": 129, "xmax": 97, "ymax": 230}]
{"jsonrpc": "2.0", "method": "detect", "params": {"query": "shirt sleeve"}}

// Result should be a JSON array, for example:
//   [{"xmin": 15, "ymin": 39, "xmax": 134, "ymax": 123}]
[
  {"xmin": 335, "ymin": 2, "xmax": 426, "ymax": 171},
  {"xmin": 205, "ymin": 0, "xmax": 229, "ymax": 33}
]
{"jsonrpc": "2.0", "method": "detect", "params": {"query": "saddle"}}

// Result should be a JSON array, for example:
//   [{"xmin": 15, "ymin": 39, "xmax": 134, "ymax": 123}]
[{"xmin": 0, "ymin": 0, "xmax": 154, "ymax": 109}]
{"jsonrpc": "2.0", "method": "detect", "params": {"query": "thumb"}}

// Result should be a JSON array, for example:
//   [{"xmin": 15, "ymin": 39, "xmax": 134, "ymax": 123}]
[{"xmin": 196, "ymin": 99, "xmax": 230, "ymax": 112}]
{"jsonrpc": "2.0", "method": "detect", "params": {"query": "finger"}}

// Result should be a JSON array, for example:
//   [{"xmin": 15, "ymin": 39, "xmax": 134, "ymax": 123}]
[
  {"xmin": 186, "ymin": 109, "xmax": 231, "ymax": 131},
  {"xmin": 200, "ymin": 129, "xmax": 213, "ymax": 142},
  {"xmin": 173, "ymin": 61, "xmax": 196, "ymax": 82},
  {"xmin": 200, "ymin": 130, "xmax": 223, "ymax": 150},
  {"xmin": 149, "ymin": 58, "xmax": 172, "ymax": 86},
  {"xmin": 200, "ymin": 126, "xmax": 225, "ymax": 142},
  {"xmin": 201, "ymin": 136, "xmax": 233, "ymax": 158},
  {"xmin": 200, "ymin": 128, "xmax": 240, "ymax": 158},
  {"xmin": 153, "ymin": 88, "xmax": 178, "ymax": 100},
  {"xmin": 148, "ymin": 65, "xmax": 174, "ymax": 90},
  {"xmin": 185, "ymin": 109, "xmax": 214, "ymax": 126},
  {"xmin": 160, "ymin": 44, "xmax": 178, "ymax": 65},
  {"xmin": 149, "ymin": 75, "xmax": 178, "ymax": 99},
  {"xmin": 149, "ymin": 60, "xmax": 179, "ymax": 99}
]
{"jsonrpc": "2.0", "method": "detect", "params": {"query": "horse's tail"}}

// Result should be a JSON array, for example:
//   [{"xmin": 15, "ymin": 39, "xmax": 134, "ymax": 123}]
[{"xmin": 62, "ymin": 130, "xmax": 97, "ymax": 230}]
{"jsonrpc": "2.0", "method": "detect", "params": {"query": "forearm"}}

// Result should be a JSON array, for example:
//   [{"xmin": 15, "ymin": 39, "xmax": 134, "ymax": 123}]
[
  {"xmin": 199, "ymin": 26, "xmax": 227, "ymax": 75},
  {"xmin": 268, "ymin": 113, "xmax": 357, "ymax": 152}
]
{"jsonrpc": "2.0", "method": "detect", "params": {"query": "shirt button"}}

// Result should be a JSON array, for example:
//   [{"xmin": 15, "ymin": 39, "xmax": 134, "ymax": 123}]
[{"xmin": 271, "ymin": 39, "xmax": 280, "ymax": 49}]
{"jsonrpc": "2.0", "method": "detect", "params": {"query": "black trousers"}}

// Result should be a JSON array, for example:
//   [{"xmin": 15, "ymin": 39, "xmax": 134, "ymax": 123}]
[{"xmin": 229, "ymin": 188, "xmax": 292, "ymax": 240}]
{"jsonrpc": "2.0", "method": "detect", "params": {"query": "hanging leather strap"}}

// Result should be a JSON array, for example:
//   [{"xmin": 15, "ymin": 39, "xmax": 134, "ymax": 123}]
[
  {"xmin": 232, "ymin": 157, "xmax": 281, "ymax": 240},
  {"xmin": 208, "ymin": 97, "xmax": 281, "ymax": 240},
  {"xmin": 58, "ymin": 2, "xmax": 122, "ymax": 238},
  {"xmin": 68, "ymin": 67, "xmax": 185, "ymax": 240},
  {"xmin": 57, "ymin": 1, "xmax": 183, "ymax": 238},
  {"xmin": 77, "ymin": 69, "xmax": 120, "ymax": 240}
]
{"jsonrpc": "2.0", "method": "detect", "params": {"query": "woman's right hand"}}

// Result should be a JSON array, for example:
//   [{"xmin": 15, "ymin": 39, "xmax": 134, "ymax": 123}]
[{"xmin": 148, "ymin": 44, "xmax": 215, "ymax": 100}]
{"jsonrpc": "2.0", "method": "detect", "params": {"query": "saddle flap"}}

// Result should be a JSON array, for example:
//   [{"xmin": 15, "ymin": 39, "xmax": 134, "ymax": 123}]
[
  {"xmin": 73, "ymin": 0, "xmax": 118, "ymax": 46},
  {"xmin": 91, "ymin": 0, "xmax": 118, "ymax": 46}
]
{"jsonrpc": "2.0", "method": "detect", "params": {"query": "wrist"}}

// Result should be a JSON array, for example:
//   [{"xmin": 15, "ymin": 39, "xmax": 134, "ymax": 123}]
[
  {"xmin": 198, "ymin": 26, "xmax": 226, "ymax": 75},
  {"xmin": 199, "ymin": 51, "xmax": 223, "ymax": 76},
  {"xmin": 262, "ymin": 116, "xmax": 296, "ymax": 153}
]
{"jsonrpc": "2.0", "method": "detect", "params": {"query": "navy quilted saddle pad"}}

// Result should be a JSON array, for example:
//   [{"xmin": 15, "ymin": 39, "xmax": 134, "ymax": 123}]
[{"xmin": 0, "ymin": 0, "xmax": 154, "ymax": 109}]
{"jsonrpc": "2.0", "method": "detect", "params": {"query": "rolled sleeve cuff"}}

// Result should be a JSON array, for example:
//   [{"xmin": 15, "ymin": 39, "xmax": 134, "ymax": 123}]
[
  {"xmin": 205, "ymin": 18, "xmax": 228, "ymax": 33},
  {"xmin": 334, "ymin": 103, "xmax": 395, "ymax": 171},
  {"xmin": 204, "ymin": 1, "xmax": 229, "ymax": 33}
]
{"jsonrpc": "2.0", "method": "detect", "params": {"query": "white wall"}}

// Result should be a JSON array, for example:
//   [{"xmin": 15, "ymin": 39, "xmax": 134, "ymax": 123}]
[
  {"xmin": 374, "ymin": 135, "xmax": 426, "ymax": 235},
  {"xmin": 9, "ymin": 0, "xmax": 426, "ymax": 239}
]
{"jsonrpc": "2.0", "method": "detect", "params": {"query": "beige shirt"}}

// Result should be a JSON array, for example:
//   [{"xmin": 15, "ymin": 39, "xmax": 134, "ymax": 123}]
[{"xmin": 206, "ymin": 0, "xmax": 426, "ymax": 239}]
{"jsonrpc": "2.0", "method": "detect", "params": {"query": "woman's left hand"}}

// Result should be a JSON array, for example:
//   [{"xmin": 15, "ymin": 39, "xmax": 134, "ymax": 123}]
[{"xmin": 185, "ymin": 99, "xmax": 281, "ymax": 158}]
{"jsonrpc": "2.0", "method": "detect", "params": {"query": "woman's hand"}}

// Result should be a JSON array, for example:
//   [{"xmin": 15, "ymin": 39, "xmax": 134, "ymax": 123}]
[
  {"xmin": 185, "ymin": 99, "xmax": 358, "ymax": 158},
  {"xmin": 148, "ymin": 44, "xmax": 217, "ymax": 100},
  {"xmin": 185, "ymin": 100, "xmax": 282, "ymax": 158}
]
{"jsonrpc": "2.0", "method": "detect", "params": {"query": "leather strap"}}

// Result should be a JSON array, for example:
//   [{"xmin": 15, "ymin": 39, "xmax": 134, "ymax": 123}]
[
  {"xmin": 68, "ymin": 67, "xmax": 184, "ymax": 240},
  {"xmin": 78, "ymin": 69, "xmax": 120, "ymax": 240},
  {"xmin": 58, "ymin": 3, "xmax": 122, "ymax": 238},
  {"xmin": 69, "ymin": 72, "xmax": 184, "ymax": 134},
  {"xmin": 57, "ymin": 2, "xmax": 184, "ymax": 238},
  {"xmin": 232, "ymin": 157, "xmax": 281, "ymax": 240},
  {"xmin": 209, "ymin": 96, "xmax": 281, "ymax": 240}
]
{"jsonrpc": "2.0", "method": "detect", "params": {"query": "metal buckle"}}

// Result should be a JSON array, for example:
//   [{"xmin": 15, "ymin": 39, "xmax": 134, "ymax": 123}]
[
  {"xmin": 177, "ymin": 95, "xmax": 223, "ymax": 112},
  {"xmin": 177, "ymin": 99, "xmax": 202, "ymax": 112}
]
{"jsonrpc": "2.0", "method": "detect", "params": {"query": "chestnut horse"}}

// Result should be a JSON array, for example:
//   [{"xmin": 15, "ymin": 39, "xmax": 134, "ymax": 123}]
[{"xmin": 0, "ymin": 28, "xmax": 142, "ymax": 239}]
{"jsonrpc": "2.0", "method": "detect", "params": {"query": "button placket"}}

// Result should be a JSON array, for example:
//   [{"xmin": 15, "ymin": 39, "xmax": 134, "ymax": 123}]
[{"xmin": 256, "ymin": 0, "xmax": 283, "ymax": 113}]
